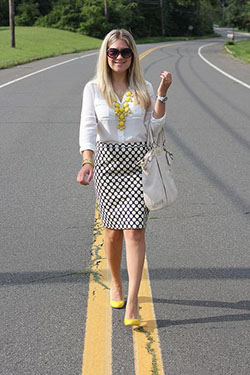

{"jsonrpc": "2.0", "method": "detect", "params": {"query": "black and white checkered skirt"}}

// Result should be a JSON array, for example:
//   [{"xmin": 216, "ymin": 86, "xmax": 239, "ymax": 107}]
[{"xmin": 94, "ymin": 142, "xmax": 149, "ymax": 229}]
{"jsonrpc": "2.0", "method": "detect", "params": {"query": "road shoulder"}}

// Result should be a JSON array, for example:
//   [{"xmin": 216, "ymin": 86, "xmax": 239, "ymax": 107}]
[{"xmin": 200, "ymin": 41, "xmax": 250, "ymax": 87}]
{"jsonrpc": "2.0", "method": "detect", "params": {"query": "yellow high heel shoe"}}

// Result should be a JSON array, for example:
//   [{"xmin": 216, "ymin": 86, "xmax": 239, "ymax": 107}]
[
  {"xmin": 110, "ymin": 284, "xmax": 125, "ymax": 309},
  {"xmin": 110, "ymin": 299, "xmax": 125, "ymax": 309},
  {"xmin": 124, "ymin": 303, "xmax": 141, "ymax": 326},
  {"xmin": 124, "ymin": 317, "xmax": 140, "ymax": 326}
]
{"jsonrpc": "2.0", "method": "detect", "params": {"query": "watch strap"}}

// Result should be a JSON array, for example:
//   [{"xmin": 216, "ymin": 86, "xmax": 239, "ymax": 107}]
[{"xmin": 157, "ymin": 95, "xmax": 168, "ymax": 103}]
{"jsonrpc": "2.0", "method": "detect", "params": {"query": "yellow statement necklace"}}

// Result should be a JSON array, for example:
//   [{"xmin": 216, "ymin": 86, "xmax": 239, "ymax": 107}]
[{"xmin": 113, "ymin": 91, "xmax": 133, "ymax": 130}]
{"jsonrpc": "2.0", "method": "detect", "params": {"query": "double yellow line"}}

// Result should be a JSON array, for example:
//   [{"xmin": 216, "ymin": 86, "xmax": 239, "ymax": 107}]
[
  {"xmin": 82, "ymin": 208, "xmax": 112, "ymax": 374},
  {"xmin": 82, "ymin": 43, "xmax": 181, "ymax": 374},
  {"xmin": 82, "ymin": 209, "xmax": 164, "ymax": 375}
]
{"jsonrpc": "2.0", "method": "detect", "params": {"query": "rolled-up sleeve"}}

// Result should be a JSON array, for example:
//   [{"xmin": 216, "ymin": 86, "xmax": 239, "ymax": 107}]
[
  {"xmin": 79, "ymin": 81, "xmax": 97, "ymax": 154},
  {"xmin": 145, "ymin": 81, "xmax": 166, "ymax": 139}
]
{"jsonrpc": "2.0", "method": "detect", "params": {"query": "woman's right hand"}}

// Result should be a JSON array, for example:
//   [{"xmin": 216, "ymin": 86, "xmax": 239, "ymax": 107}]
[{"xmin": 77, "ymin": 164, "xmax": 94, "ymax": 186}]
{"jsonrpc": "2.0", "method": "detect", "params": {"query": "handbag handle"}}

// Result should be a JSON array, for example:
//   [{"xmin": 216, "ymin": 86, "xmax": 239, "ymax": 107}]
[
  {"xmin": 146, "ymin": 121, "xmax": 167, "ymax": 148},
  {"xmin": 146, "ymin": 121, "xmax": 173, "ymax": 163}
]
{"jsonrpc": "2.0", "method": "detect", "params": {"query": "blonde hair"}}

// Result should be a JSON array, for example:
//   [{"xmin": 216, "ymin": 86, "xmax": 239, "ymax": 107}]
[{"xmin": 95, "ymin": 29, "xmax": 151, "ymax": 110}]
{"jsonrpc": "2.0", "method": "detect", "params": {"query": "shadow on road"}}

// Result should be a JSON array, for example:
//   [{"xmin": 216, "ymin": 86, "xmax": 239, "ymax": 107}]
[
  {"xmin": 148, "ymin": 313, "xmax": 250, "ymax": 328},
  {"xmin": 1, "ymin": 267, "xmax": 250, "ymax": 286}
]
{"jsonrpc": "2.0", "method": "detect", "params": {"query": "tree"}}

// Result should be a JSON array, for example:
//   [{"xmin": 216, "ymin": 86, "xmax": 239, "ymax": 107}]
[
  {"xmin": 0, "ymin": 0, "xmax": 9, "ymax": 25},
  {"xmin": 163, "ymin": 0, "xmax": 215, "ymax": 36},
  {"xmin": 78, "ymin": 0, "xmax": 144, "ymax": 38},
  {"xmin": 0, "ymin": 0, "xmax": 221, "ymax": 37},
  {"xmin": 15, "ymin": 0, "xmax": 40, "ymax": 26},
  {"xmin": 223, "ymin": 0, "xmax": 250, "ymax": 31},
  {"xmin": 35, "ymin": 0, "xmax": 83, "ymax": 32}
]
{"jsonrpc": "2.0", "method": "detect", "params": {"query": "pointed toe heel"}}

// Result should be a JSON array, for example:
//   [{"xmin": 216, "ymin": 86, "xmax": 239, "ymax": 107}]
[
  {"xmin": 110, "ymin": 283, "xmax": 125, "ymax": 309},
  {"xmin": 124, "ymin": 318, "xmax": 140, "ymax": 326},
  {"xmin": 110, "ymin": 299, "xmax": 125, "ymax": 309}
]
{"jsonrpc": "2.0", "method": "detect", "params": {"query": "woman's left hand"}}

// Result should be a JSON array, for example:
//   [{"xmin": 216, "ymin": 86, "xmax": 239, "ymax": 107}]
[{"xmin": 157, "ymin": 71, "xmax": 172, "ymax": 96}]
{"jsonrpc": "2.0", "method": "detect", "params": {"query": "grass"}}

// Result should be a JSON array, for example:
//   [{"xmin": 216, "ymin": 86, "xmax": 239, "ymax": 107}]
[
  {"xmin": 225, "ymin": 39, "xmax": 250, "ymax": 63},
  {"xmin": 2, "ymin": 26, "xmax": 246, "ymax": 69},
  {"xmin": 0, "ymin": 26, "xmax": 102, "ymax": 69},
  {"xmin": 0, "ymin": 27, "xmax": 220, "ymax": 69}
]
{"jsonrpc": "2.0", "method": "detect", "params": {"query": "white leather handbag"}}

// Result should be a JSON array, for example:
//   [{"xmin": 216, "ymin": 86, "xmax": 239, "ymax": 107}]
[{"xmin": 139, "ymin": 124, "xmax": 177, "ymax": 211}]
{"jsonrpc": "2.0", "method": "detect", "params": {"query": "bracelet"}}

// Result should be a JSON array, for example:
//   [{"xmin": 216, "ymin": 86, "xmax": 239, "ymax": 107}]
[{"xmin": 81, "ymin": 158, "xmax": 94, "ymax": 168}]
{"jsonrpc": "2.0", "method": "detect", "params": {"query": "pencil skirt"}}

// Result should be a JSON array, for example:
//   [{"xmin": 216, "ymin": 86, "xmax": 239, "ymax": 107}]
[{"xmin": 94, "ymin": 142, "xmax": 149, "ymax": 229}]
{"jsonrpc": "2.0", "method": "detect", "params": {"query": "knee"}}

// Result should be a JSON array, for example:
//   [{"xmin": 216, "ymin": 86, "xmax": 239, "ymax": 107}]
[
  {"xmin": 124, "ymin": 229, "xmax": 145, "ymax": 243},
  {"xmin": 105, "ymin": 228, "xmax": 123, "ymax": 244}
]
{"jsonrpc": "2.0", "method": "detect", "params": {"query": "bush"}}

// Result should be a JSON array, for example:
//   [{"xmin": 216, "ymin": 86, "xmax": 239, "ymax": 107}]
[
  {"xmin": 15, "ymin": 0, "xmax": 40, "ymax": 26},
  {"xmin": 199, "ymin": 0, "xmax": 215, "ymax": 34},
  {"xmin": 79, "ymin": 0, "xmax": 144, "ymax": 39},
  {"xmin": 0, "ymin": 0, "xmax": 9, "ymax": 26},
  {"xmin": 35, "ymin": 1, "xmax": 83, "ymax": 32},
  {"xmin": 224, "ymin": 0, "xmax": 250, "ymax": 32},
  {"xmin": 78, "ymin": 1, "xmax": 110, "ymax": 38},
  {"xmin": 12, "ymin": 0, "xmax": 217, "ymax": 38}
]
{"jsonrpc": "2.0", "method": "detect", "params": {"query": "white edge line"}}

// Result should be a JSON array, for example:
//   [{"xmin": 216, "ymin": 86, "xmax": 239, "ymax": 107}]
[
  {"xmin": 0, "ymin": 51, "xmax": 98, "ymax": 89},
  {"xmin": 198, "ymin": 43, "xmax": 250, "ymax": 90}
]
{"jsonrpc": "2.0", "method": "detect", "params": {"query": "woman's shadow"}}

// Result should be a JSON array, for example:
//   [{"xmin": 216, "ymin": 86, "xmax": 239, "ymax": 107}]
[{"xmin": 139, "ymin": 296, "xmax": 250, "ymax": 328}]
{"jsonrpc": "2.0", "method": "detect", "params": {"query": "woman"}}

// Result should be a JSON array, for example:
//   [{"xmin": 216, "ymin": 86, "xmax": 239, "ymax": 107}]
[{"xmin": 77, "ymin": 29, "xmax": 172, "ymax": 326}]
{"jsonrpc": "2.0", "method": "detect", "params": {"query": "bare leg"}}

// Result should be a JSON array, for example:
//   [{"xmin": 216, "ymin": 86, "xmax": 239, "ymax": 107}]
[
  {"xmin": 104, "ymin": 228, "xmax": 124, "ymax": 301},
  {"xmin": 124, "ymin": 228, "xmax": 146, "ymax": 319}
]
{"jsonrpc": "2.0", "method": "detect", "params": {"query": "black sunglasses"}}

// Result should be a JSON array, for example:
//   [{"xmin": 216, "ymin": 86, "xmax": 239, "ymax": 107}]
[{"xmin": 107, "ymin": 48, "xmax": 133, "ymax": 59}]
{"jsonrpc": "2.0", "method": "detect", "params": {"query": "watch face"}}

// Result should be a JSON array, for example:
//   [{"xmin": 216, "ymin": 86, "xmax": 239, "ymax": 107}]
[{"xmin": 158, "ymin": 96, "xmax": 167, "ymax": 103}]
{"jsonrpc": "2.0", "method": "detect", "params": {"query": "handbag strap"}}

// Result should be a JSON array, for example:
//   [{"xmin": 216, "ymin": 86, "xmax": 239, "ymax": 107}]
[{"xmin": 146, "ymin": 121, "xmax": 167, "ymax": 148}]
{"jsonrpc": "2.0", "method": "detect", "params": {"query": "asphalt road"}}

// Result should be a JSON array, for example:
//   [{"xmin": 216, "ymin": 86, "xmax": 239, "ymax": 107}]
[{"xmin": 1, "ymin": 32, "xmax": 250, "ymax": 374}]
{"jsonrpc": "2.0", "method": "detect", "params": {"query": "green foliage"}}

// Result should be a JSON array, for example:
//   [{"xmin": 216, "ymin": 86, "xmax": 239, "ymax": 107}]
[
  {"xmin": 109, "ymin": 0, "xmax": 144, "ymax": 38},
  {"xmin": 15, "ymin": 0, "xmax": 40, "ymax": 26},
  {"xmin": 137, "ymin": 0, "xmax": 162, "ymax": 36},
  {"xmin": 78, "ymin": 0, "xmax": 144, "ymax": 38},
  {"xmin": 222, "ymin": 0, "xmax": 250, "ymax": 31},
  {"xmin": 0, "ymin": 0, "xmax": 9, "ymax": 26},
  {"xmin": 163, "ymin": 0, "xmax": 214, "ymax": 36},
  {"xmin": 0, "ymin": 0, "xmax": 221, "ymax": 36},
  {"xmin": 0, "ymin": 0, "xmax": 52, "ymax": 26},
  {"xmin": 200, "ymin": 0, "xmax": 217, "ymax": 34},
  {"xmin": 35, "ymin": 0, "xmax": 54, "ymax": 16},
  {"xmin": 78, "ymin": 0, "xmax": 109, "ymax": 38},
  {"xmin": 35, "ymin": 0, "xmax": 83, "ymax": 32},
  {"xmin": 244, "ymin": 2, "xmax": 250, "ymax": 31},
  {"xmin": 135, "ymin": 0, "xmax": 217, "ymax": 37}
]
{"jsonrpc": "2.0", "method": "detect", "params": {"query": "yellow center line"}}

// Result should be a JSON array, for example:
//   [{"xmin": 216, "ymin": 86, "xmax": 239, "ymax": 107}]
[
  {"xmin": 82, "ymin": 41, "xmax": 184, "ymax": 375},
  {"xmin": 139, "ymin": 42, "xmax": 184, "ymax": 60},
  {"xmin": 133, "ymin": 257, "xmax": 165, "ymax": 375},
  {"xmin": 82, "ymin": 208, "xmax": 112, "ymax": 374}
]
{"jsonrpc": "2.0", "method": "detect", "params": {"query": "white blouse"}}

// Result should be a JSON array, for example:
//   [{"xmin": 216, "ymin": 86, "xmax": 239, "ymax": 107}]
[{"xmin": 79, "ymin": 80, "xmax": 166, "ymax": 153}]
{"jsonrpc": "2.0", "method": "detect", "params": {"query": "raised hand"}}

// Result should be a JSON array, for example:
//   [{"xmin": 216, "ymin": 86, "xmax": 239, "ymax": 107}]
[{"xmin": 157, "ymin": 71, "xmax": 172, "ymax": 96}]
